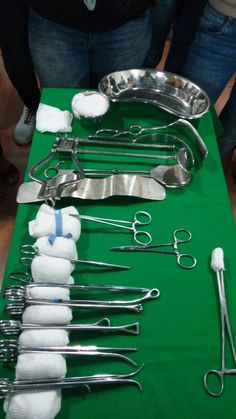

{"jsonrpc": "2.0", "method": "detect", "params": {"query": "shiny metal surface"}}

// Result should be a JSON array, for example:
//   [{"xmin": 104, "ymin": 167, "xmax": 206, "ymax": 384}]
[
  {"xmin": 0, "ymin": 340, "xmax": 137, "ymax": 366},
  {"xmin": 17, "ymin": 174, "xmax": 166, "ymax": 203},
  {"xmin": 98, "ymin": 69, "xmax": 210, "ymax": 119},
  {"xmin": 0, "ymin": 319, "xmax": 140, "ymax": 336},
  {"xmin": 94, "ymin": 119, "xmax": 208, "ymax": 164},
  {"xmin": 0, "ymin": 365, "xmax": 144, "ymax": 397},
  {"xmin": 84, "ymin": 148, "xmax": 192, "ymax": 188}
]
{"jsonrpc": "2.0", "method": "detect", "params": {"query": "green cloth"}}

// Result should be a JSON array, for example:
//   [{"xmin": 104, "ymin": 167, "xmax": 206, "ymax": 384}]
[{"xmin": 1, "ymin": 88, "xmax": 236, "ymax": 418}]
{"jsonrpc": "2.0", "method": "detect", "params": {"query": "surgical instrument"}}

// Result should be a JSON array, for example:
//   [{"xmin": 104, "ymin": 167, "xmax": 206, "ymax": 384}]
[
  {"xmin": 94, "ymin": 118, "xmax": 208, "ymax": 162},
  {"xmin": 204, "ymin": 247, "xmax": 236, "ymax": 397},
  {"xmin": 19, "ymin": 244, "xmax": 129, "ymax": 270},
  {"xmin": 0, "ymin": 364, "xmax": 144, "ymax": 397},
  {"xmin": 0, "ymin": 318, "xmax": 140, "ymax": 336},
  {"xmin": 17, "ymin": 174, "xmax": 167, "ymax": 203},
  {"xmin": 0, "ymin": 340, "xmax": 137, "ymax": 366},
  {"xmin": 4, "ymin": 302, "xmax": 143, "ymax": 316},
  {"xmin": 4, "ymin": 286, "xmax": 159, "ymax": 305},
  {"xmin": 82, "ymin": 147, "xmax": 192, "ymax": 188},
  {"xmin": 111, "ymin": 228, "xmax": 197, "ymax": 269},
  {"xmin": 69, "ymin": 210, "xmax": 152, "ymax": 245},
  {"xmin": 8, "ymin": 277, "xmax": 156, "ymax": 294}
]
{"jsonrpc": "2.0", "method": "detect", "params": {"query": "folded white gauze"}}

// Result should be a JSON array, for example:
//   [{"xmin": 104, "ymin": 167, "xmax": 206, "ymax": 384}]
[
  {"xmin": 29, "ymin": 204, "xmax": 81, "ymax": 242},
  {"xmin": 27, "ymin": 286, "xmax": 70, "ymax": 301},
  {"xmin": 34, "ymin": 236, "xmax": 78, "ymax": 260},
  {"xmin": 36, "ymin": 103, "xmax": 73, "ymax": 133},
  {"xmin": 4, "ymin": 390, "xmax": 61, "ymax": 419},
  {"xmin": 22, "ymin": 305, "xmax": 73, "ymax": 325},
  {"xmin": 16, "ymin": 353, "xmax": 66, "ymax": 380},
  {"xmin": 31, "ymin": 255, "xmax": 75, "ymax": 284},
  {"xmin": 19, "ymin": 329, "xmax": 69, "ymax": 347}
]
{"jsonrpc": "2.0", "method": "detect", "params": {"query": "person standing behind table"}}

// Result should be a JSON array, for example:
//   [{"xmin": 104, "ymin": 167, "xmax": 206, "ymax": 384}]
[
  {"xmin": 28, "ymin": 0, "xmax": 152, "ymax": 89},
  {"xmin": 0, "ymin": 0, "xmax": 41, "ymax": 145},
  {"xmin": 143, "ymin": 0, "xmax": 207, "ymax": 74},
  {"xmin": 181, "ymin": 0, "xmax": 236, "ymax": 173}
]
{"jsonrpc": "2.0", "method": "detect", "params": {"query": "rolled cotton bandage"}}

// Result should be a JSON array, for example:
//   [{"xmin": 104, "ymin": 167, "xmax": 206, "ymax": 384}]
[
  {"xmin": 71, "ymin": 91, "xmax": 109, "ymax": 119},
  {"xmin": 16, "ymin": 353, "xmax": 67, "ymax": 380},
  {"xmin": 22, "ymin": 305, "xmax": 73, "ymax": 325},
  {"xmin": 29, "ymin": 204, "xmax": 81, "ymax": 242},
  {"xmin": 34, "ymin": 236, "xmax": 78, "ymax": 260},
  {"xmin": 27, "ymin": 286, "xmax": 70, "ymax": 301},
  {"xmin": 19, "ymin": 329, "xmax": 69, "ymax": 347},
  {"xmin": 36, "ymin": 102, "xmax": 73, "ymax": 133},
  {"xmin": 31, "ymin": 255, "xmax": 75, "ymax": 284},
  {"xmin": 4, "ymin": 389, "xmax": 61, "ymax": 419}
]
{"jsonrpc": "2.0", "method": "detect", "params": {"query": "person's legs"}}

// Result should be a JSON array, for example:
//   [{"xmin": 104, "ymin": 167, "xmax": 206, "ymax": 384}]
[
  {"xmin": 0, "ymin": 142, "xmax": 19, "ymax": 198},
  {"xmin": 0, "ymin": 1, "xmax": 40, "ymax": 111},
  {"xmin": 90, "ymin": 10, "xmax": 151, "ymax": 86},
  {"xmin": 218, "ymin": 82, "xmax": 236, "ymax": 160},
  {"xmin": 182, "ymin": 3, "xmax": 236, "ymax": 103},
  {"xmin": 0, "ymin": 0, "xmax": 40, "ymax": 144},
  {"xmin": 29, "ymin": 9, "xmax": 90, "ymax": 88},
  {"xmin": 143, "ymin": 0, "xmax": 179, "ymax": 68},
  {"xmin": 182, "ymin": 3, "xmax": 236, "ymax": 162},
  {"xmin": 165, "ymin": 0, "xmax": 207, "ymax": 74}
]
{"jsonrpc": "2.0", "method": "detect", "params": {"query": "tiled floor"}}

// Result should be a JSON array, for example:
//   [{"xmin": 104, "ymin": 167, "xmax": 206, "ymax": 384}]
[{"xmin": 0, "ymin": 50, "xmax": 235, "ymax": 284}]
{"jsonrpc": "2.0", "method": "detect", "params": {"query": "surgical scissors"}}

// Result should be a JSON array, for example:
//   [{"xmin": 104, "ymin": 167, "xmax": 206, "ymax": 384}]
[
  {"xmin": 19, "ymin": 244, "xmax": 129, "ymax": 270},
  {"xmin": 70, "ymin": 210, "xmax": 152, "ymax": 245},
  {"xmin": 204, "ymin": 247, "xmax": 236, "ymax": 397},
  {"xmin": 111, "ymin": 229, "xmax": 197, "ymax": 269}
]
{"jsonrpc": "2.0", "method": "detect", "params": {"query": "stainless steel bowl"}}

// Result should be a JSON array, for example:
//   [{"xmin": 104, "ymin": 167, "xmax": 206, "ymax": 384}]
[{"xmin": 98, "ymin": 69, "xmax": 210, "ymax": 119}]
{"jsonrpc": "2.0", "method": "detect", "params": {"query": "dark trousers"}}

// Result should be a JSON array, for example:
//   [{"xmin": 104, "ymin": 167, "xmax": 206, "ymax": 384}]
[
  {"xmin": 144, "ymin": 0, "xmax": 207, "ymax": 74},
  {"xmin": 0, "ymin": 0, "xmax": 40, "ymax": 110}
]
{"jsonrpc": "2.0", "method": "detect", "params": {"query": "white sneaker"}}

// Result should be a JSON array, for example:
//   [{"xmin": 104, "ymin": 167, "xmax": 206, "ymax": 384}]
[{"xmin": 14, "ymin": 106, "xmax": 36, "ymax": 145}]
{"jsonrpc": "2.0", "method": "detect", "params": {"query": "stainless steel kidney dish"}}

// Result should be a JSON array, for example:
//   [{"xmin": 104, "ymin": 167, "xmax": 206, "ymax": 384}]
[{"xmin": 98, "ymin": 69, "xmax": 210, "ymax": 119}]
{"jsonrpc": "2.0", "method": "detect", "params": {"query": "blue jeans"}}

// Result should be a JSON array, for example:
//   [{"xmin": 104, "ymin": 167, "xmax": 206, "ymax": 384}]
[
  {"xmin": 29, "ymin": 9, "xmax": 151, "ymax": 89},
  {"xmin": 143, "ymin": 0, "xmax": 206, "ymax": 73},
  {"xmin": 182, "ymin": 2, "xmax": 236, "ymax": 159}
]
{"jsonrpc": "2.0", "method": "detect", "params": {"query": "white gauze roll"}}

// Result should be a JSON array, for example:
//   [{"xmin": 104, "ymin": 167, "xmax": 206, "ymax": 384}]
[
  {"xmin": 22, "ymin": 305, "xmax": 73, "ymax": 325},
  {"xmin": 27, "ymin": 286, "xmax": 70, "ymax": 300},
  {"xmin": 31, "ymin": 255, "xmax": 75, "ymax": 284},
  {"xmin": 35, "ymin": 236, "xmax": 78, "ymax": 260},
  {"xmin": 4, "ymin": 390, "xmax": 61, "ymax": 419},
  {"xmin": 29, "ymin": 204, "xmax": 81, "ymax": 242},
  {"xmin": 16, "ymin": 353, "xmax": 66, "ymax": 380},
  {"xmin": 19, "ymin": 329, "xmax": 69, "ymax": 347}
]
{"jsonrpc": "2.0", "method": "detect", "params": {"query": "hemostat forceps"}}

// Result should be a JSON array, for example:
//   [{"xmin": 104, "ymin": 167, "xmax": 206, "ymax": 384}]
[
  {"xmin": 204, "ymin": 247, "xmax": 236, "ymax": 397},
  {"xmin": 70, "ymin": 210, "xmax": 152, "ymax": 245},
  {"xmin": 111, "ymin": 228, "xmax": 197, "ymax": 269},
  {"xmin": 19, "ymin": 244, "xmax": 129, "ymax": 270}
]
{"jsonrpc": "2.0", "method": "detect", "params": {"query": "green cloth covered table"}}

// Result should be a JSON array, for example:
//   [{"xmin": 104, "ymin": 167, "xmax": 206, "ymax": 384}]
[{"xmin": 1, "ymin": 88, "xmax": 236, "ymax": 418}]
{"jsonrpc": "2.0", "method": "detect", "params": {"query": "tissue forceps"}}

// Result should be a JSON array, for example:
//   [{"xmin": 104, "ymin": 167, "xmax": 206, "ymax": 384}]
[
  {"xmin": 19, "ymin": 244, "xmax": 129, "ymax": 270},
  {"xmin": 111, "ymin": 229, "xmax": 197, "ymax": 269},
  {"xmin": 0, "ymin": 339, "xmax": 137, "ymax": 366},
  {"xmin": 0, "ymin": 364, "xmax": 144, "ymax": 397},
  {"xmin": 0, "ymin": 318, "xmax": 140, "ymax": 336},
  {"xmin": 4, "ymin": 286, "xmax": 159, "ymax": 306},
  {"xmin": 204, "ymin": 248, "xmax": 236, "ymax": 397},
  {"xmin": 70, "ymin": 210, "xmax": 152, "ymax": 245}
]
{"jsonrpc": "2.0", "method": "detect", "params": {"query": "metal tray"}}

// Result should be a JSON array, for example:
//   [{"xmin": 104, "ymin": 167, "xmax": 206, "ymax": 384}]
[{"xmin": 98, "ymin": 69, "xmax": 210, "ymax": 119}]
